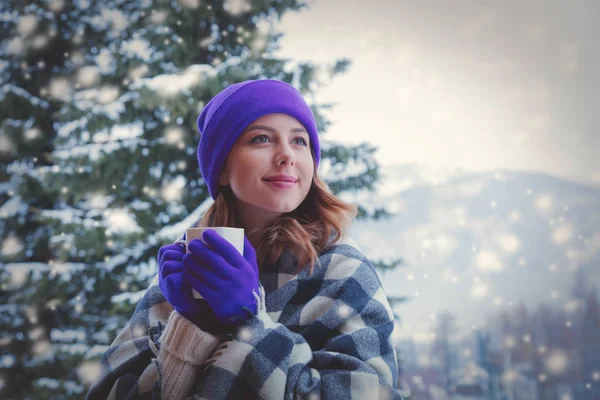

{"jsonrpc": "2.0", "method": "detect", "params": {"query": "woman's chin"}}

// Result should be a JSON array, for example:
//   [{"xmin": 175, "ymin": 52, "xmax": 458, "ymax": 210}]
[{"xmin": 261, "ymin": 202, "xmax": 300, "ymax": 215}]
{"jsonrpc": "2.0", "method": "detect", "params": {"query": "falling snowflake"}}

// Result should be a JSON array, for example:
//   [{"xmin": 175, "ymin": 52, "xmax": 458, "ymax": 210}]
[
  {"xmin": 545, "ymin": 349, "xmax": 569, "ymax": 375},
  {"xmin": 76, "ymin": 66, "xmax": 100, "ymax": 88},
  {"xmin": 72, "ymin": 30, "xmax": 84, "ymax": 45},
  {"xmin": 17, "ymin": 15, "xmax": 37, "ymax": 38},
  {"xmin": 470, "ymin": 283, "xmax": 488, "ymax": 298},
  {"xmin": 48, "ymin": 0, "xmax": 66, "ymax": 12},
  {"xmin": 504, "ymin": 335, "xmax": 516, "ymax": 348},
  {"xmin": 552, "ymin": 224, "xmax": 573, "ymax": 244},
  {"xmin": 0, "ymin": 135, "xmax": 15, "ymax": 155},
  {"xmin": 223, "ymin": 0, "xmax": 251, "ymax": 16},
  {"xmin": 177, "ymin": 0, "xmax": 200, "ymax": 9},
  {"xmin": 47, "ymin": 77, "xmax": 72, "ymax": 101},
  {"xmin": 143, "ymin": 186, "xmax": 157, "ymax": 197},
  {"xmin": 32, "ymin": 339, "xmax": 52, "ymax": 355},
  {"xmin": 238, "ymin": 327, "xmax": 252, "ymax": 341},
  {"xmin": 77, "ymin": 361, "xmax": 101, "ymax": 385},
  {"xmin": 1, "ymin": 234, "xmax": 23, "ymax": 257},
  {"xmin": 7, "ymin": 266, "xmax": 28, "ymax": 287},
  {"xmin": 164, "ymin": 126, "xmax": 184, "ymax": 145},
  {"xmin": 24, "ymin": 128, "xmax": 41, "ymax": 141},
  {"xmin": 31, "ymin": 35, "xmax": 49, "ymax": 50},
  {"xmin": 502, "ymin": 368, "xmax": 518, "ymax": 383},
  {"xmin": 29, "ymin": 326, "xmax": 45, "ymax": 341},
  {"xmin": 534, "ymin": 194, "xmax": 553, "ymax": 213},
  {"xmin": 105, "ymin": 208, "xmax": 140, "ymax": 233},
  {"xmin": 337, "ymin": 304, "xmax": 351, "ymax": 318},
  {"xmin": 91, "ymin": 9, "xmax": 128, "ymax": 32},
  {"xmin": 6, "ymin": 37, "xmax": 25, "ymax": 55},
  {"xmin": 496, "ymin": 234, "xmax": 520, "ymax": 254},
  {"xmin": 76, "ymin": 0, "xmax": 92, "ymax": 10},
  {"xmin": 150, "ymin": 10, "xmax": 168, "ymax": 24},
  {"xmin": 70, "ymin": 51, "xmax": 86, "ymax": 66},
  {"xmin": 162, "ymin": 177, "xmax": 185, "ymax": 202},
  {"xmin": 475, "ymin": 250, "xmax": 503, "ymax": 272}
]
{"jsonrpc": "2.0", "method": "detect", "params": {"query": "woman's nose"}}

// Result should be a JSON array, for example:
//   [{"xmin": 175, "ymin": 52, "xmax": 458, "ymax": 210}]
[{"xmin": 274, "ymin": 143, "xmax": 295, "ymax": 166}]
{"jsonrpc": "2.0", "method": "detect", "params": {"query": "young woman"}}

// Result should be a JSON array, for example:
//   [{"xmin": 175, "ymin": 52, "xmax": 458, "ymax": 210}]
[{"xmin": 87, "ymin": 79, "xmax": 402, "ymax": 399}]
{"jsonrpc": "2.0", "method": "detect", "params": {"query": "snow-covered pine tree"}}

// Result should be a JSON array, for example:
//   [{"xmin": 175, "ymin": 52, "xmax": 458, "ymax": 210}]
[
  {"xmin": 1, "ymin": 0, "xmax": 399, "ymax": 397},
  {"xmin": 0, "ymin": 1, "xmax": 116, "ymax": 397}
]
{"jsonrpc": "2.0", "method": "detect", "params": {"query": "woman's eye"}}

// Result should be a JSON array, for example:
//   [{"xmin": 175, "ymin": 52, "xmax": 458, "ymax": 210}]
[
  {"xmin": 250, "ymin": 135, "xmax": 270, "ymax": 143},
  {"xmin": 293, "ymin": 137, "xmax": 308, "ymax": 146}
]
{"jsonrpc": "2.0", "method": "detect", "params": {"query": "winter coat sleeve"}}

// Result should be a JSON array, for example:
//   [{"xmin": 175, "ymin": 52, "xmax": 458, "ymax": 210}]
[
  {"xmin": 187, "ymin": 242, "xmax": 403, "ymax": 399},
  {"xmin": 85, "ymin": 284, "xmax": 221, "ymax": 400}
]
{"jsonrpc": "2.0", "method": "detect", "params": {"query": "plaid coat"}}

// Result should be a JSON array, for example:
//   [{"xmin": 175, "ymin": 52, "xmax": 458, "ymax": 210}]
[{"xmin": 87, "ymin": 235, "xmax": 402, "ymax": 399}]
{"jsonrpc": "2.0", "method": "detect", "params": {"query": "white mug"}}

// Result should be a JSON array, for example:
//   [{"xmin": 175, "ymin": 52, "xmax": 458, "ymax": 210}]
[{"xmin": 175, "ymin": 227, "xmax": 245, "ymax": 299}]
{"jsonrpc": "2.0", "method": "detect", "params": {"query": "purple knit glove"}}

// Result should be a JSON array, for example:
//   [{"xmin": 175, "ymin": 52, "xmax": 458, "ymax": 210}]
[
  {"xmin": 182, "ymin": 229, "xmax": 259, "ymax": 327},
  {"xmin": 157, "ymin": 243, "xmax": 224, "ymax": 334}
]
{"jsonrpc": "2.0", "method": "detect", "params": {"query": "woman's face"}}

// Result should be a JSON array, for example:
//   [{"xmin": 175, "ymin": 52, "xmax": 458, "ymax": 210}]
[{"xmin": 219, "ymin": 113, "xmax": 315, "ymax": 226}]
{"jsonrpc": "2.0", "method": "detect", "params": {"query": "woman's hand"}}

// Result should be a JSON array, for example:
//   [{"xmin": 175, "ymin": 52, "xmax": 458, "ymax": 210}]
[
  {"xmin": 157, "ymin": 243, "xmax": 222, "ymax": 332},
  {"xmin": 182, "ymin": 229, "xmax": 259, "ymax": 327}
]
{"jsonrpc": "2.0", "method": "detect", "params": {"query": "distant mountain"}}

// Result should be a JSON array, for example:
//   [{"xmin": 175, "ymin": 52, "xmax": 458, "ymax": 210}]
[{"xmin": 352, "ymin": 166, "xmax": 600, "ymax": 340}]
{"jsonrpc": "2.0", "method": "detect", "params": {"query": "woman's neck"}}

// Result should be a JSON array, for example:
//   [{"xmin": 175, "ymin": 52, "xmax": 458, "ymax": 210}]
[{"xmin": 233, "ymin": 199, "xmax": 281, "ymax": 248}]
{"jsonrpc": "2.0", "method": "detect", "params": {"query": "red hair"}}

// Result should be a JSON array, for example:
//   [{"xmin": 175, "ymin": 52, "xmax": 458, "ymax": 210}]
[{"xmin": 197, "ymin": 174, "xmax": 357, "ymax": 274}]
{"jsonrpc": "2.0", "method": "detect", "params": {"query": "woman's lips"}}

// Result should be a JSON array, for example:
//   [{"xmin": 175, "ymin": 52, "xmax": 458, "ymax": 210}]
[{"xmin": 263, "ymin": 180, "xmax": 296, "ymax": 189}]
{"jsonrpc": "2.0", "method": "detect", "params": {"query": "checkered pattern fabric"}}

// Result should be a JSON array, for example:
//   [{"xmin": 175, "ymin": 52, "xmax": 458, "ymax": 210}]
[{"xmin": 86, "ymin": 235, "xmax": 403, "ymax": 399}]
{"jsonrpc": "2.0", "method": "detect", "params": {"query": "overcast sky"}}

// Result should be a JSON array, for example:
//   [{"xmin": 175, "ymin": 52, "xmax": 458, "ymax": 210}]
[{"xmin": 275, "ymin": 0, "xmax": 600, "ymax": 186}]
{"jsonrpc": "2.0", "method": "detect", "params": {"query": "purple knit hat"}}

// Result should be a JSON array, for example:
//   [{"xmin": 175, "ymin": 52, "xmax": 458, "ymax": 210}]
[{"xmin": 197, "ymin": 79, "xmax": 320, "ymax": 199}]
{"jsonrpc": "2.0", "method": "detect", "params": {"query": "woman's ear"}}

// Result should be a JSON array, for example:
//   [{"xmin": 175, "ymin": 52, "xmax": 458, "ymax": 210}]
[{"xmin": 219, "ymin": 169, "xmax": 229, "ymax": 186}]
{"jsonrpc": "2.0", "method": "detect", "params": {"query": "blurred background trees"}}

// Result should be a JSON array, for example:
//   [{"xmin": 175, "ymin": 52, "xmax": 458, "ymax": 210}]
[{"xmin": 0, "ymin": 0, "xmax": 401, "ymax": 397}]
